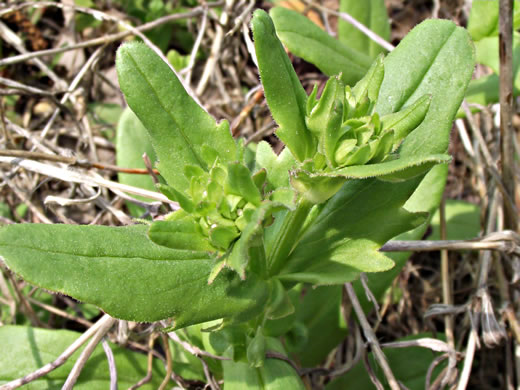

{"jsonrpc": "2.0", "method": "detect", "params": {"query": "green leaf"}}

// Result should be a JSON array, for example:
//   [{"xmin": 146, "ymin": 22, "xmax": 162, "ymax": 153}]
[
  {"xmin": 223, "ymin": 337, "xmax": 305, "ymax": 390},
  {"xmin": 270, "ymin": 6, "xmax": 372, "ymax": 85},
  {"xmin": 265, "ymin": 279, "xmax": 295, "ymax": 320},
  {"xmin": 461, "ymin": 74, "xmax": 500, "ymax": 114},
  {"xmin": 375, "ymin": 19, "xmax": 475, "ymax": 158},
  {"xmin": 247, "ymin": 327, "xmax": 266, "ymax": 368},
  {"xmin": 305, "ymin": 75, "xmax": 345, "ymax": 167},
  {"xmin": 116, "ymin": 107, "xmax": 159, "ymax": 217},
  {"xmin": 252, "ymin": 10, "xmax": 315, "ymax": 162},
  {"xmin": 467, "ymin": 0, "xmax": 520, "ymax": 41},
  {"xmin": 255, "ymin": 141, "xmax": 297, "ymax": 191},
  {"xmin": 326, "ymin": 333, "xmax": 448, "ymax": 390},
  {"xmin": 166, "ymin": 48, "xmax": 190, "ymax": 71},
  {"xmin": 148, "ymin": 219, "xmax": 215, "ymax": 251},
  {"xmin": 291, "ymin": 154, "xmax": 450, "ymax": 204},
  {"xmin": 0, "ymin": 325, "xmax": 166, "ymax": 389},
  {"xmin": 380, "ymin": 94, "xmax": 431, "ymax": 146},
  {"xmin": 116, "ymin": 42, "xmax": 236, "ymax": 194},
  {"xmin": 474, "ymin": 33, "xmax": 520, "ymax": 93},
  {"xmin": 429, "ymin": 199, "xmax": 481, "ymax": 241},
  {"xmin": 226, "ymin": 162, "xmax": 262, "ymax": 206},
  {"xmin": 0, "ymin": 224, "xmax": 269, "ymax": 327},
  {"xmin": 467, "ymin": 0, "xmax": 500, "ymax": 41},
  {"xmin": 338, "ymin": 0, "xmax": 391, "ymax": 59},
  {"xmin": 353, "ymin": 164, "xmax": 448, "ymax": 311},
  {"xmin": 286, "ymin": 285, "xmax": 347, "ymax": 367},
  {"xmin": 278, "ymin": 178, "xmax": 427, "ymax": 285},
  {"xmin": 158, "ymin": 183, "xmax": 194, "ymax": 212},
  {"xmin": 226, "ymin": 202, "xmax": 287, "ymax": 279},
  {"xmin": 351, "ymin": 54, "xmax": 385, "ymax": 103}
]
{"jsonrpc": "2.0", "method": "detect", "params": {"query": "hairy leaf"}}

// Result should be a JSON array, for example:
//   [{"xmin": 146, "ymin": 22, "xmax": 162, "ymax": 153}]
[
  {"xmin": 0, "ymin": 224, "xmax": 268, "ymax": 327},
  {"xmin": 375, "ymin": 19, "xmax": 474, "ymax": 157},
  {"xmin": 252, "ymin": 10, "xmax": 315, "ymax": 162},
  {"xmin": 116, "ymin": 42, "xmax": 236, "ymax": 194}
]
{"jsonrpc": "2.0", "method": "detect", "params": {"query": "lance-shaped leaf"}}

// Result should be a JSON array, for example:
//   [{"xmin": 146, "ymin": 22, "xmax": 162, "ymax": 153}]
[
  {"xmin": 252, "ymin": 10, "xmax": 315, "ymax": 162},
  {"xmin": 116, "ymin": 42, "xmax": 237, "ymax": 194},
  {"xmin": 270, "ymin": 7, "xmax": 372, "ymax": 85},
  {"xmin": 0, "ymin": 224, "xmax": 269, "ymax": 328},
  {"xmin": 338, "ymin": 0, "xmax": 391, "ymax": 59},
  {"xmin": 278, "ymin": 177, "xmax": 427, "ymax": 285},
  {"xmin": 375, "ymin": 19, "xmax": 474, "ymax": 157}
]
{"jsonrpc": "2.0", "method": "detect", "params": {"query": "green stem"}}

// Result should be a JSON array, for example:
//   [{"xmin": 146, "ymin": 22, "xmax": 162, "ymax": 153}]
[{"xmin": 267, "ymin": 197, "xmax": 313, "ymax": 277}]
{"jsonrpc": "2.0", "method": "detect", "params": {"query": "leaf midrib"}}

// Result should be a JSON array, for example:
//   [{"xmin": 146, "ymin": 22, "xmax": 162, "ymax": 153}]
[
  {"xmin": 0, "ymin": 243, "xmax": 210, "ymax": 262},
  {"xmin": 125, "ymin": 49, "xmax": 207, "ymax": 170},
  {"xmin": 392, "ymin": 23, "xmax": 457, "ymax": 113}
]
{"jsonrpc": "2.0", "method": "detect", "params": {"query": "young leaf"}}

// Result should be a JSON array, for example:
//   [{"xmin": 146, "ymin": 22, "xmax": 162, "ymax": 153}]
[
  {"xmin": 337, "ymin": 0, "xmax": 391, "ymax": 59},
  {"xmin": 252, "ymin": 10, "xmax": 315, "ymax": 162},
  {"xmin": 380, "ymin": 94, "xmax": 431, "ymax": 146},
  {"xmin": 148, "ymin": 219, "xmax": 215, "ymax": 251},
  {"xmin": 225, "ymin": 202, "xmax": 288, "ymax": 279},
  {"xmin": 0, "ymin": 224, "xmax": 268, "ymax": 327},
  {"xmin": 305, "ymin": 75, "xmax": 345, "ymax": 167},
  {"xmin": 270, "ymin": 7, "xmax": 372, "ymax": 85},
  {"xmin": 247, "ymin": 327, "xmax": 266, "ymax": 368},
  {"xmin": 226, "ymin": 162, "xmax": 262, "ymax": 207},
  {"xmin": 255, "ymin": 141, "xmax": 297, "ymax": 190},
  {"xmin": 351, "ymin": 54, "xmax": 385, "ymax": 103},
  {"xmin": 116, "ymin": 42, "xmax": 236, "ymax": 194},
  {"xmin": 0, "ymin": 325, "xmax": 166, "ymax": 389},
  {"xmin": 375, "ymin": 19, "xmax": 475, "ymax": 157}
]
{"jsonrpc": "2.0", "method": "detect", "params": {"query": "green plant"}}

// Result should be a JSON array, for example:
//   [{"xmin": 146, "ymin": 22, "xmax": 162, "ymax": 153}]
[
  {"xmin": 0, "ymin": 9, "xmax": 474, "ymax": 388},
  {"xmin": 269, "ymin": 0, "xmax": 390, "ymax": 85}
]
